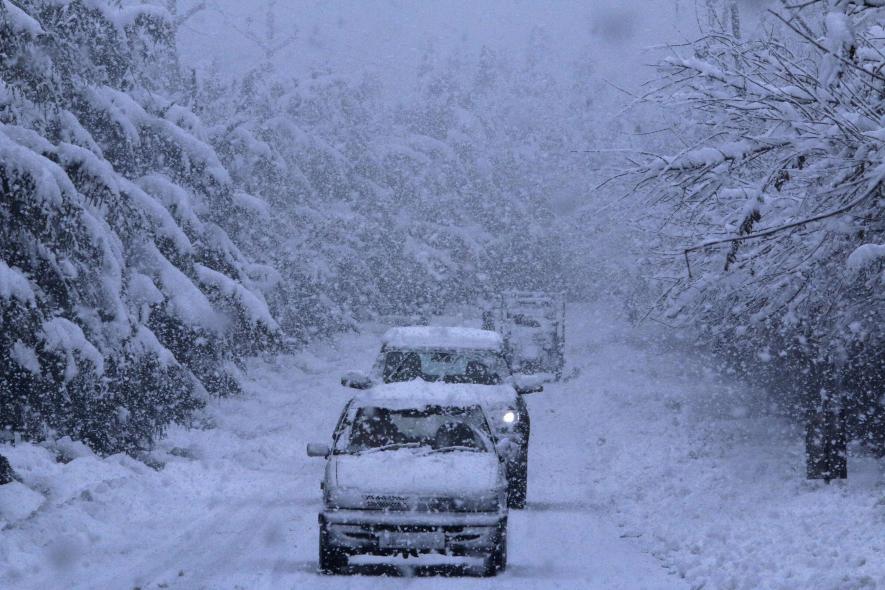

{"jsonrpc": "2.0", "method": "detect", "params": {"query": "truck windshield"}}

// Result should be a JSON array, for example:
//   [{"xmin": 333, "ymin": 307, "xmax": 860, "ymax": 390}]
[
  {"xmin": 511, "ymin": 313, "xmax": 542, "ymax": 328},
  {"xmin": 337, "ymin": 405, "xmax": 491, "ymax": 454},
  {"xmin": 379, "ymin": 349, "xmax": 509, "ymax": 385}
]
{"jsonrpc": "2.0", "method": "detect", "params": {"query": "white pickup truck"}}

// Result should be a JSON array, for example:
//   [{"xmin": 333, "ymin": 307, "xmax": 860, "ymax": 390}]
[{"xmin": 483, "ymin": 291, "xmax": 566, "ymax": 380}]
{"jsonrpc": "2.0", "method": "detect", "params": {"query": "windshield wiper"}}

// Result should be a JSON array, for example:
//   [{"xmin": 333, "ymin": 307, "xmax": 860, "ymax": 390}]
[
  {"xmin": 430, "ymin": 445, "xmax": 482, "ymax": 453},
  {"xmin": 356, "ymin": 442, "xmax": 422, "ymax": 454}
]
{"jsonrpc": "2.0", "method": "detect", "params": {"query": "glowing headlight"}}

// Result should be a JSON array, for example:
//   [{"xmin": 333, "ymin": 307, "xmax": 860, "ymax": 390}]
[{"xmin": 502, "ymin": 410, "xmax": 516, "ymax": 424}]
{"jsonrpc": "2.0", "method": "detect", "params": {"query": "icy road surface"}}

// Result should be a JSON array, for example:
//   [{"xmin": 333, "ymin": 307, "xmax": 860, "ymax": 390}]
[{"xmin": 3, "ymin": 304, "xmax": 881, "ymax": 589}]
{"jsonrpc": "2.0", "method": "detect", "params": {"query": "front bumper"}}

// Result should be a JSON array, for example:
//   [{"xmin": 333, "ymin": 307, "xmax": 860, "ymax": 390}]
[{"xmin": 320, "ymin": 510, "xmax": 506, "ymax": 555}]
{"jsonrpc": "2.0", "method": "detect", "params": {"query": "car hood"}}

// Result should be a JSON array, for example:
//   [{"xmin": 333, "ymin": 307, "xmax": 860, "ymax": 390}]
[{"xmin": 334, "ymin": 449, "xmax": 500, "ymax": 496}]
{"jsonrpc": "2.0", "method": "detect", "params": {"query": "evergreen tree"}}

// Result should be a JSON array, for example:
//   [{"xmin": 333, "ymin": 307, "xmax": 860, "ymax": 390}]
[{"xmin": 0, "ymin": 0, "xmax": 278, "ymax": 454}]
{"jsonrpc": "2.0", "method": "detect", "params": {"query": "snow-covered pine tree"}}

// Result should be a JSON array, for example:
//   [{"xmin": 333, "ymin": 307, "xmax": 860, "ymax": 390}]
[
  {"xmin": 0, "ymin": 0, "xmax": 278, "ymax": 454},
  {"xmin": 195, "ymin": 38, "xmax": 570, "ymax": 332}
]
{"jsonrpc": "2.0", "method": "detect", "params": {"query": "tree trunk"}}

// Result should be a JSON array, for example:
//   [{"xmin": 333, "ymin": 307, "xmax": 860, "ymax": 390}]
[
  {"xmin": 806, "ymin": 387, "xmax": 848, "ymax": 481},
  {"xmin": 0, "ymin": 454, "xmax": 14, "ymax": 485}
]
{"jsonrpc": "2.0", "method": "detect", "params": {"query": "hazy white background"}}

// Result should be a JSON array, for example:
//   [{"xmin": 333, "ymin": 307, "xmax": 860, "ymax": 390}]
[{"xmin": 177, "ymin": 0, "xmax": 709, "ymax": 92}]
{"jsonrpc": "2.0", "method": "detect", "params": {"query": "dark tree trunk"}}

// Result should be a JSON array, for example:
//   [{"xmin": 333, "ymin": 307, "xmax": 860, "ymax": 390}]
[
  {"xmin": 805, "ymin": 389, "xmax": 848, "ymax": 481},
  {"xmin": 0, "ymin": 454, "xmax": 15, "ymax": 485}
]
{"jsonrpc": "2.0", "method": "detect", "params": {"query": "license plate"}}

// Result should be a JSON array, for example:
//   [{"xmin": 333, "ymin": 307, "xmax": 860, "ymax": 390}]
[{"xmin": 378, "ymin": 531, "xmax": 445, "ymax": 550}]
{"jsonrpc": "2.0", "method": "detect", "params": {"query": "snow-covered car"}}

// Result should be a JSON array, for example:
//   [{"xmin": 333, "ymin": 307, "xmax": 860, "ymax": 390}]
[
  {"xmin": 340, "ymin": 326, "xmax": 542, "ymax": 508},
  {"xmin": 483, "ymin": 291, "xmax": 566, "ymax": 380},
  {"xmin": 306, "ymin": 383, "xmax": 509, "ymax": 575}
]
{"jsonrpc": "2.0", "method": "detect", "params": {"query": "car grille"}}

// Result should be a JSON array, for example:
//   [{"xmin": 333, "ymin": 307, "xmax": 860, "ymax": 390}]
[
  {"xmin": 364, "ymin": 495, "xmax": 409, "ymax": 510},
  {"xmin": 362, "ymin": 495, "xmax": 483, "ymax": 512}
]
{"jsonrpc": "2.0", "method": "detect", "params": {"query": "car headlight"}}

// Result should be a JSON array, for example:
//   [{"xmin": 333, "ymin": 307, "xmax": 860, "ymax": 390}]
[
  {"xmin": 502, "ymin": 410, "xmax": 517, "ymax": 424},
  {"xmin": 325, "ymin": 486, "xmax": 365, "ymax": 509}
]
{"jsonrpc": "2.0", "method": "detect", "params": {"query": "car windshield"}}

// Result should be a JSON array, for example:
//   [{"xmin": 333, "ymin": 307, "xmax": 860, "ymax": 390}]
[
  {"xmin": 336, "ymin": 404, "xmax": 491, "ymax": 454},
  {"xmin": 378, "ymin": 349, "xmax": 509, "ymax": 385}
]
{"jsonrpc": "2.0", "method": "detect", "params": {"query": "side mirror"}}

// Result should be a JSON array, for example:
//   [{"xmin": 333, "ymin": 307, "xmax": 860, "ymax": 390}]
[
  {"xmin": 341, "ymin": 371, "xmax": 372, "ymax": 389},
  {"xmin": 306, "ymin": 443, "xmax": 331, "ymax": 458},
  {"xmin": 517, "ymin": 384, "xmax": 543, "ymax": 395},
  {"xmin": 513, "ymin": 374, "xmax": 544, "ymax": 394}
]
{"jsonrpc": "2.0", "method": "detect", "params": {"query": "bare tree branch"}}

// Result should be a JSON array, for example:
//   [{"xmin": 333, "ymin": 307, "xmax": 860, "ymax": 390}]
[{"xmin": 176, "ymin": 2, "xmax": 205, "ymax": 27}]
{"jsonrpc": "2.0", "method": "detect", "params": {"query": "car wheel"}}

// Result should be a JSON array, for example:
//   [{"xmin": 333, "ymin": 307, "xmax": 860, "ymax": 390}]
[
  {"xmin": 319, "ymin": 526, "xmax": 347, "ymax": 574},
  {"xmin": 507, "ymin": 453, "xmax": 528, "ymax": 509},
  {"xmin": 481, "ymin": 523, "xmax": 507, "ymax": 576}
]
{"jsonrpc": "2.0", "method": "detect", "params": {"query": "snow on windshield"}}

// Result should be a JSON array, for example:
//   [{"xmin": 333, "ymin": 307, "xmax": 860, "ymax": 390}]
[
  {"xmin": 337, "ymin": 405, "xmax": 490, "ymax": 454},
  {"xmin": 379, "ymin": 349, "xmax": 508, "ymax": 384}
]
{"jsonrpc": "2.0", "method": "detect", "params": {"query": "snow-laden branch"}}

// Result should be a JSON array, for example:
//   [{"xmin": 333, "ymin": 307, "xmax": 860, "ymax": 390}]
[
  {"xmin": 683, "ymin": 180, "xmax": 883, "ymax": 277},
  {"xmin": 767, "ymin": 10, "xmax": 885, "ymax": 84},
  {"xmin": 176, "ymin": 2, "xmax": 205, "ymax": 27},
  {"xmin": 622, "ymin": 0, "xmax": 884, "ymax": 349}
]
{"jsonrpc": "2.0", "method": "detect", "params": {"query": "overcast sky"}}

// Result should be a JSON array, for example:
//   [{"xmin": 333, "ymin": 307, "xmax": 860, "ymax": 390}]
[{"xmin": 176, "ymin": 0, "xmax": 713, "ymax": 92}]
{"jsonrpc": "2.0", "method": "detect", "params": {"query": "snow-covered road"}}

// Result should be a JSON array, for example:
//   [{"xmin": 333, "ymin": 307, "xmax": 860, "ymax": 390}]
[
  {"xmin": 84, "ymin": 318, "xmax": 685, "ymax": 589},
  {"xmin": 3, "ymin": 304, "xmax": 882, "ymax": 589}
]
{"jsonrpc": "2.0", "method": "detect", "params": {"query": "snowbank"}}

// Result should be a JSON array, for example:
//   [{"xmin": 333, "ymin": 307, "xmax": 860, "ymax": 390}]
[{"xmin": 0, "ymin": 482, "xmax": 43, "ymax": 526}]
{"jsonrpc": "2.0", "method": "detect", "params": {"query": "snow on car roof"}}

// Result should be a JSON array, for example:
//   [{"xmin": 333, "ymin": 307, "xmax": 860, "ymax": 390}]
[
  {"xmin": 353, "ymin": 380, "xmax": 514, "ymax": 410},
  {"xmin": 382, "ymin": 326, "xmax": 503, "ymax": 351}
]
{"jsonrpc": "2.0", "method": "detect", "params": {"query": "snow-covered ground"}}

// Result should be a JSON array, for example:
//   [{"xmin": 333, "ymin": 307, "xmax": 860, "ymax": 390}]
[{"xmin": 1, "ymin": 303, "xmax": 882, "ymax": 589}]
